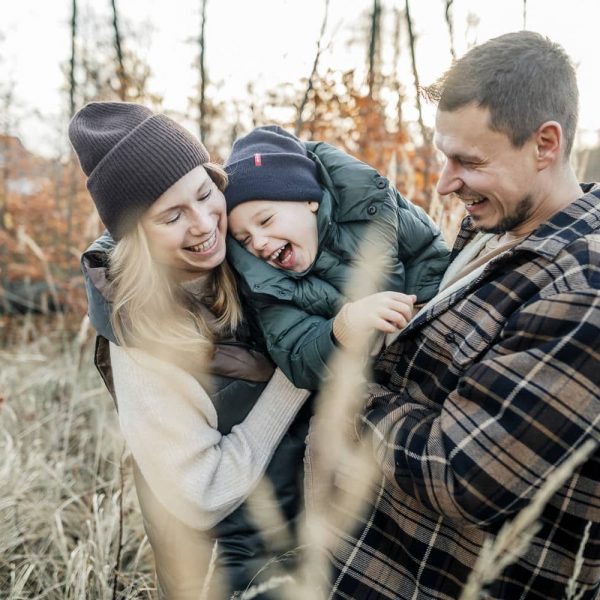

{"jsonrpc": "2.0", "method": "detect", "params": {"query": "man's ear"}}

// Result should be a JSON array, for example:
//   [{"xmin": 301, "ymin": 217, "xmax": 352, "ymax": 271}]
[
  {"xmin": 308, "ymin": 201, "xmax": 319, "ymax": 213},
  {"xmin": 535, "ymin": 121, "xmax": 562, "ymax": 169}
]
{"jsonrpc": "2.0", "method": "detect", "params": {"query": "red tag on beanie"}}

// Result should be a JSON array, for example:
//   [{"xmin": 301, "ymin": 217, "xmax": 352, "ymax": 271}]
[{"xmin": 254, "ymin": 153, "xmax": 262, "ymax": 167}]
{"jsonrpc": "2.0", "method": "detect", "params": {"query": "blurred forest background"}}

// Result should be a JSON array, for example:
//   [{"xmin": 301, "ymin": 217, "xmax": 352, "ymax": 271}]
[
  {"xmin": 1, "ymin": 1, "xmax": 600, "ymax": 597},
  {"xmin": 1, "ymin": 0, "xmax": 599, "ymax": 333}
]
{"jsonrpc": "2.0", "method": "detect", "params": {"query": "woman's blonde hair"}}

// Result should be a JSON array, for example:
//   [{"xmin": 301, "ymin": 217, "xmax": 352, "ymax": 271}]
[{"xmin": 109, "ymin": 163, "xmax": 242, "ymax": 382}]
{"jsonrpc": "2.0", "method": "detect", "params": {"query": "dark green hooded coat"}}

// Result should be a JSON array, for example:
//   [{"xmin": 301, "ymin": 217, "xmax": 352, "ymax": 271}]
[
  {"xmin": 227, "ymin": 141, "xmax": 450, "ymax": 390},
  {"xmin": 81, "ymin": 233, "xmax": 310, "ymax": 599}
]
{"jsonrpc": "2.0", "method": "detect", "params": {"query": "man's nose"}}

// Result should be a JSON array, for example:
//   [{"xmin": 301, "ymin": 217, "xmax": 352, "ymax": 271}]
[{"xmin": 436, "ymin": 161, "xmax": 463, "ymax": 196}]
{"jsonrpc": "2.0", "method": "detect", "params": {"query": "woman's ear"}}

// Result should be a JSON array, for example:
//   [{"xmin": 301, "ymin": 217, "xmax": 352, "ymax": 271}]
[
  {"xmin": 535, "ymin": 121, "xmax": 562, "ymax": 169},
  {"xmin": 308, "ymin": 201, "xmax": 319, "ymax": 213}
]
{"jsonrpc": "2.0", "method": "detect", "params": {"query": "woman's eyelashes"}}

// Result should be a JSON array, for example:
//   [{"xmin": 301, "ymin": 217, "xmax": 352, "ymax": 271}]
[
  {"xmin": 165, "ymin": 212, "xmax": 181, "ymax": 225},
  {"xmin": 164, "ymin": 191, "xmax": 212, "ymax": 224}
]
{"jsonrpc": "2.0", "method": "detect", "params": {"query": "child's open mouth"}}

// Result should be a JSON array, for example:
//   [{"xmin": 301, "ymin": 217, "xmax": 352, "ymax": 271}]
[{"xmin": 270, "ymin": 243, "xmax": 294, "ymax": 268}]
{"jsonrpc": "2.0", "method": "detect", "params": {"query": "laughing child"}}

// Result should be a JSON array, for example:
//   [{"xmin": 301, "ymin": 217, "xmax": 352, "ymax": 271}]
[{"xmin": 225, "ymin": 126, "xmax": 450, "ymax": 390}]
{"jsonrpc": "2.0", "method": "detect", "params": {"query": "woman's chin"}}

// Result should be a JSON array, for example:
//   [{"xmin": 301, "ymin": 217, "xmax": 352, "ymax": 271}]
[
  {"xmin": 164, "ymin": 245, "xmax": 225, "ymax": 280},
  {"xmin": 189, "ymin": 245, "xmax": 226, "ymax": 270}
]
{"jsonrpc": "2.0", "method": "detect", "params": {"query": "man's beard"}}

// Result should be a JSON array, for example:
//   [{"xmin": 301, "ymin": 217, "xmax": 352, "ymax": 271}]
[{"xmin": 474, "ymin": 195, "xmax": 534, "ymax": 234}]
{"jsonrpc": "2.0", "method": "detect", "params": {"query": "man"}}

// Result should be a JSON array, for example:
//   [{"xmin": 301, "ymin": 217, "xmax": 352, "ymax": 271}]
[{"xmin": 329, "ymin": 31, "xmax": 600, "ymax": 599}]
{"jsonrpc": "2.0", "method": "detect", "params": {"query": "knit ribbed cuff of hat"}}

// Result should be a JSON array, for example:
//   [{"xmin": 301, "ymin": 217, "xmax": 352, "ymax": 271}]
[{"xmin": 224, "ymin": 153, "xmax": 322, "ymax": 212}]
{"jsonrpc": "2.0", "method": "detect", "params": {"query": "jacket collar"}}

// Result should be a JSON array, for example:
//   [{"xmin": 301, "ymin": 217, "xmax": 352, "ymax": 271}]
[
  {"xmin": 516, "ymin": 183, "xmax": 600, "ymax": 259},
  {"xmin": 451, "ymin": 183, "xmax": 600, "ymax": 261},
  {"xmin": 400, "ymin": 183, "xmax": 600, "ymax": 337},
  {"xmin": 81, "ymin": 230, "xmax": 116, "ymax": 301}
]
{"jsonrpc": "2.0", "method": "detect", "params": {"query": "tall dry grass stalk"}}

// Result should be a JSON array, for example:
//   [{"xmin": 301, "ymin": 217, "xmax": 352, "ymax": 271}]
[
  {"xmin": 16, "ymin": 228, "xmax": 65, "ymax": 328},
  {"xmin": 0, "ymin": 326, "xmax": 155, "ymax": 598},
  {"xmin": 565, "ymin": 521, "xmax": 593, "ymax": 600}
]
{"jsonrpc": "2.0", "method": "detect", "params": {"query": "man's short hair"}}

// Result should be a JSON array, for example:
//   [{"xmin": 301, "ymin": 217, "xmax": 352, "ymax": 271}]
[{"xmin": 430, "ymin": 31, "xmax": 579, "ymax": 157}]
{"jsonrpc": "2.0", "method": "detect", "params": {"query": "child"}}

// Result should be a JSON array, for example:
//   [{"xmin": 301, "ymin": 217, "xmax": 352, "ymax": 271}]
[{"xmin": 225, "ymin": 125, "xmax": 450, "ymax": 390}]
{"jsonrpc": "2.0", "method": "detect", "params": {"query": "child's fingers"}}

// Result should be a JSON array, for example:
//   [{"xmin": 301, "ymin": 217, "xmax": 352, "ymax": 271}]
[
  {"xmin": 388, "ymin": 300, "xmax": 413, "ymax": 322},
  {"xmin": 374, "ymin": 318, "xmax": 398, "ymax": 334},
  {"xmin": 380, "ymin": 291, "xmax": 417, "ymax": 304},
  {"xmin": 376, "ymin": 298, "xmax": 412, "ymax": 322},
  {"xmin": 379, "ymin": 308, "xmax": 409, "ymax": 329}
]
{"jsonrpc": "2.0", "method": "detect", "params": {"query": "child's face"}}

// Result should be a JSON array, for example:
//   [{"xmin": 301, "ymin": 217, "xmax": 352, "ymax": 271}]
[{"xmin": 229, "ymin": 200, "xmax": 320, "ymax": 272}]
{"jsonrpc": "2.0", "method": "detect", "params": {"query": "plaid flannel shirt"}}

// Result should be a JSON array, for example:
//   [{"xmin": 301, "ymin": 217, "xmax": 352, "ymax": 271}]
[{"xmin": 329, "ymin": 184, "xmax": 600, "ymax": 599}]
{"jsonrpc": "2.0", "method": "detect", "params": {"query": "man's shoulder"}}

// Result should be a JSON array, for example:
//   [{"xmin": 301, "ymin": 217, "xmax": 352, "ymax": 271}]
[{"xmin": 553, "ymin": 231, "xmax": 600, "ymax": 288}]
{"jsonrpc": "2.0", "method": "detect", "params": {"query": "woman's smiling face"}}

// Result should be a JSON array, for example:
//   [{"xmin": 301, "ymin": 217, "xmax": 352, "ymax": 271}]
[{"xmin": 140, "ymin": 166, "xmax": 228, "ymax": 280}]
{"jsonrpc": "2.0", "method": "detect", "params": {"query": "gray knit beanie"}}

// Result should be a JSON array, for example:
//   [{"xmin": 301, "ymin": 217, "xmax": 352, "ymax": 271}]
[{"xmin": 69, "ymin": 102, "xmax": 210, "ymax": 240}]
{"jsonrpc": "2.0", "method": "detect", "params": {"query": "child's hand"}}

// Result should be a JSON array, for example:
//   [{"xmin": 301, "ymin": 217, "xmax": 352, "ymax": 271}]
[{"xmin": 333, "ymin": 291, "xmax": 417, "ymax": 346}]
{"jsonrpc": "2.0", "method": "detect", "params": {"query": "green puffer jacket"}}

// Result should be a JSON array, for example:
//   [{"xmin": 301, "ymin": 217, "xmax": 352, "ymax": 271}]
[
  {"xmin": 81, "ymin": 233, "xmax": 310, "ymax": 599},
  {"xmin": 227, "ymin": 141, "xmax": 450, "ymax": 390}
]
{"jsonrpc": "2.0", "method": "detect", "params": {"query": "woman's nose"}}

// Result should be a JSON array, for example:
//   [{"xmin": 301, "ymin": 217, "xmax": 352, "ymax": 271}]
[
  {"xmin": 436, "ymin": 160, "xmax": 463, "ymax": 196},
  {"xmin": 188, "ymin": 205, "xmax": 213, "ymax": 234}
]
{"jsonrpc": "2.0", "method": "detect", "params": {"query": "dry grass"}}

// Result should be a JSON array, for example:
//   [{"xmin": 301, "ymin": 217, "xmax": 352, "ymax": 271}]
[
  {"xmin": 2, "ymin": 309, "xmax": 596, "ymax": 600},
  {"xmin": 0, "ymin": 315, "xmax": 155, "ymax": 599}
]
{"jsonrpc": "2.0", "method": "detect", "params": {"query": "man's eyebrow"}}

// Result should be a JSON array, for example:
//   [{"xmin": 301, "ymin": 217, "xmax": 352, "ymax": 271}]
[
  {"xmin": 434, "ymin": 137, "xmax": 483, "ymax": 164},
  {"xmin": 447, "ymin": 151, "xmax": 484, "ymax": 163}
]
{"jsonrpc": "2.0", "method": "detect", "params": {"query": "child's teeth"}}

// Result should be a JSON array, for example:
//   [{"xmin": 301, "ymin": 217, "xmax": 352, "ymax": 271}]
[{"xmin": 270, "ymin": 245, "xmax": 285, "ymax": 261}]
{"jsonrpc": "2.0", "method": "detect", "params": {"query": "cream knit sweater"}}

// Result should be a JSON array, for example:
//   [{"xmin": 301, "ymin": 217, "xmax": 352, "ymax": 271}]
[{"xmin": 110, "ymin": 342, "xmax": 309, "ymax": 531}]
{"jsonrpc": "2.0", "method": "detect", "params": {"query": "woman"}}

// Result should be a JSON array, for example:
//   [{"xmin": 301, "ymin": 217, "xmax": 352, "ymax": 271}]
[{"xmin": 69, "ymin": 102, "xmax": 311, "ymax": 599}]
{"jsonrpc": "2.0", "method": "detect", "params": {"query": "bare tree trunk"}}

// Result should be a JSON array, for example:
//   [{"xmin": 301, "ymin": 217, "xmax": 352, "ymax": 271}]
[
  {"xmin": 198, "ymin": 0, "xmax": 208, "ymax": 140},
  {"xmin": 392, "ymin": 8, "xmax": 415, "ymax": 197},
  {"xmin": 466, "ymin": 12, "xmax": 480, "ymax": 49},
  {"xmin": 405, "ymin": 0, "xmax": 425, "ymax": 141},
  {"xmin": 405, "ymin": 0, "xmax": 432, "ymax": 201},
  {"xmin": 111, "ymin": 0, "xmax": 127, "ymax": 101},
  {"xmin": 247, "ymin": 82, "xmax": 262, "ymax": 128},
  {"xmin": 295, "ymin": 0, "xmax": 330, "ymax": 136},
  {"xmin": 444, "ymin": 0, "xmax": 456, "ymax": 62},
  {"xmin": 66, "ymin": 0, "xmax": 78, "ymax": 275},
  {"xmin": 0, "ymin": 92, "xmax": 9, "ymax": 229},
  {"xmin": 367, "ymin": 0, "xmax": 382, "ymax": 98},
  {"xmin": 392, "ymin": 8, "xmax": 404, "ymax": 130},
  {"xmin": 69, "ymin": 0, "xmax": 77, "ymax": 118},
  {"xmin": 0, "ymin": 90, "xmax": 12, "ymax": 315}
]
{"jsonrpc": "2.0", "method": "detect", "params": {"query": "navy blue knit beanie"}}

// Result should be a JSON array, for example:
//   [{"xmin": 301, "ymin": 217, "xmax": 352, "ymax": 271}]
[
  {"xmin": 69, "ymin": 102, "xmax": 210, "ymax": 240},
  {"xmin": 224, "ymin": 125, "xmax": 322, "ymax": 213}
]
